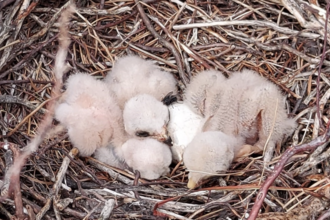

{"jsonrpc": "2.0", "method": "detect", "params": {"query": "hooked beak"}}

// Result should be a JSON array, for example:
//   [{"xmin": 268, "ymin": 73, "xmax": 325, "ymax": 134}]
[{"xmin": 155, "ymin": 126, "xmax": 171, "ymax": 144}]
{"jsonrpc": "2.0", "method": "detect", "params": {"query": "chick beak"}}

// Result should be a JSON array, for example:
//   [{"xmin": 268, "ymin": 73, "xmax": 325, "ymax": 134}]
[
  {"xmin": 155, "ymin": 126, "xmax": 170, "ymax": 142},
  {"xmin": 187, "ymin": 179, "xmax": 197, "ymax": 189},
  {"xmin": 163, "ymin": 136, "xmax": 172, "ymax": 146}
]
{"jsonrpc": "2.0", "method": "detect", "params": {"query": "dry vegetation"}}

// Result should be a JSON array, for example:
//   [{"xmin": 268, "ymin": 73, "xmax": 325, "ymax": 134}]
[{"xmin": 1, "ymin": 0, "xmax": 330, "ymax": 219}]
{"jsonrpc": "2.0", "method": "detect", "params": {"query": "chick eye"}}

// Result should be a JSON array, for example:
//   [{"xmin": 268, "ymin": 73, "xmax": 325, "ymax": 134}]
[{"xmin": 135, "ymin": 131, "xmax": 150, "ymax": 137}]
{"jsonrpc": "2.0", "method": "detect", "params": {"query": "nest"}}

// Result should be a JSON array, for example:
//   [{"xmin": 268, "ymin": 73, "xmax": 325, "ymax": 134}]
[{"xmin": 1, "ymin": 0, "xmax": 330, "ymax": 219}]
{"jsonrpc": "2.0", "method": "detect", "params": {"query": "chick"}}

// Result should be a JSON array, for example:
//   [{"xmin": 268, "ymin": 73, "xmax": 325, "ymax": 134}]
[
  {"xmin": 118, "ymin": 138, "xmax": 172, "ymax": 180},
  {"xmin": 54, "ymin": 73, "xmax": 126, "ymax": 157},
  {"xmin": 105, "ymin": 55, "xmax": 177, "ymax": 109},
  {"xmin": 123, "ymin": 94, "xmax": 170, "ymax": 141},
  {"xmin": 183, "ymin": 131, "xmax": 243, "ymax": 189},
  {"xmin": 105, "ymin": 55, "xmax": 177, "ymax": 142},
  {"xmin": 205, "ymin": 70, "xmax": 296, "ymax": 162},
  {"xmin": 183, "ymin": 69, "xmax": 296, "ymax": 162}
]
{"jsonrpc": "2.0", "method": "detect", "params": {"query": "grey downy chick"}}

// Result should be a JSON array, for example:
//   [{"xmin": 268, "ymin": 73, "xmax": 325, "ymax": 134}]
[{"xmin": 181, "ymin": 69, "xmax": 296, "ymax": 188}]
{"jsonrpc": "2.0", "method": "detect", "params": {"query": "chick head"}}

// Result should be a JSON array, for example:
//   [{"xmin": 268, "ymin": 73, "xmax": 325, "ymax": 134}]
[
  {"xmin": 123, "ymin": 94, "xmax": 170, "ymax": 142},
  {"xmin": 120, "ymin": 138, "xmax": 172, "ymax": 180},
  {"xmin": 183, "ymin": 131, "xmax": 239, "ymax": 189}
]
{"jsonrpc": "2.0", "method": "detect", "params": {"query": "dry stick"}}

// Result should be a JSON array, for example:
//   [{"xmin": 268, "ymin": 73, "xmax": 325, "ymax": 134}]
[
  {"xmin": 0, "ymin": 34, "xmax": 58, "ymax": 79},
  {"xmin": 4, "ymin": 4, "xmax": 75, "ymax": 219},
  {"xmin": 2, "ymin": 97, "xmax": 51, "ymax": 139},
  {"xmin": 318, "ymin": 209, "xmax": 330, "ymax": 220},
  {"xmin": 6, "ymin": 143, "xmax": 25, "ymax": 219},
  {"xmin": 0, "ymin": 0, "xmax": 15, "ymax": 10},
  {"xmin": 172, "ymin": 20, "xmax": 320, "ymax": 39},
  {"xmin": 147, "ymin": 14, "xmax": 211, "ymax": 70},
  {"xmin": 135, "ymin": 0, "xmax": 188, "ymax": 86},
  {"xmin": 36, "ymin": 148, "xmax": 79, "ymax": 220},
  {"xmin": 0, "ymin": 94, "xmax": 47, "ymax": 113},
  {"xmin": 0, "ymin": 0, "xmax": 71, "ymax": 76},
  {"xmin": 99, "ymin": 199, "xmax": 115, "ymax": 220},
  {"xmin": 316, "ymin": 1, "xmax": 330, "ymax": 130},
  {"xmin": 0, "ymin": 0, "xmax": 33, "ymax": 72},
  {"xmin": 247, "ymin": 122, "xmax": 330, "ymax": 220}
]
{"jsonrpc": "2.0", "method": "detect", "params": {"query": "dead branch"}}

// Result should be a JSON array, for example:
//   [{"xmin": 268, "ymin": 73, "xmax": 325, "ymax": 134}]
[
  {"xmin": 3, "ymin": 4, "xmax": 75, "ymax": 219},
  {"xmin": 247, "ymin": 122, "xmax": 330, "ymax": 220}
]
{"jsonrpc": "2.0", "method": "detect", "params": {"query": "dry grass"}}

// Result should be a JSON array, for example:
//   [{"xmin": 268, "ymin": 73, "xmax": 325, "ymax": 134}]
[{"xmin": 0, "ymin": 0, "xmax": 330, "ymax": 219}]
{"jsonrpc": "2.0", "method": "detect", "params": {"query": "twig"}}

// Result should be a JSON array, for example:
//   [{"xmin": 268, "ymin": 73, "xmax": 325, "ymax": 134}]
[
  {"xmin": 99, "ymin": 199, "xmax": 115, "ymax": 220},
  {"xmin": 135, "ymin": 0, "xmax": 188, "ymax": 85},
  {"xmin": 4, "ymin": 4, "xmax": 75, "ymax": 219},
  {"xmin": 47, "ymin": 148, "xmax": 78, "ymax": 220},
  {"xmin": 0, "ymin": 34, "xmax": 58, "ymax": 79},
  {"xmin": 1, "ymin": 98, "xmax": 51, "ymax": 138},
  {"xmin": 316, "ymin": 1, "xmax": 330, "ymax": 130},
  {"xmin": 318, "ymin": 209, "xmax": 330, "ymax": 220},
  {"xmin": 0, "ymin": 0, "xmax": 15, "ymax": 10},
  {"xmin": 247, "ymin": 122, "xmax": 330, "ymax": 220},
  {"xmin": 173, "ymin": 20, "xmax": 320, "ymax": 39},
  {"xmin": 87, "ymin": 157, "xmax": 138, "ymax": 185},
  {"xmin": 0, "ymin": 94, "xmax": 47, "ymax": 113}
]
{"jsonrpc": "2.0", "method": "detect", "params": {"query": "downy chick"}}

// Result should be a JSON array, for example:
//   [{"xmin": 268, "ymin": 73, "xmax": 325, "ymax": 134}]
[
  {"xmin": 94, "ymin": 94, "xmax": 172, "ymax": 177},
  {"xmin": 183, "ymin": 69, "xmax": 295, "ymax": 161},
  {"xmin": 181, "ymin": 69, "xmax": 296, "ymax": 188},
  {"xmin": 184, "ymin": 69, "xmax": 227, "ymax": 117},
  {"xmin": 105, "ymin": 55, "xmax": 177, "ymax": 109},
  {"xmin": 183, "ymin": 131, "xmax": 243, "ymax": 189},
  {"xmin": 205, "ymin": 70, "xmax": 296, "ymax": 162},
  {"xmin": 106, "ymin": 55, "xmax": 177, "ymax": 142},
  {"xmin": 118, "ymin": 138, "xmax": 172, "ymax": 180},
  {"xmin": 55, "ymin": 73, "xmax": 126, "ymax": 157},
  {"xmin": 123, "ymin": 94, "xmax": 170, "ymax": 141}
]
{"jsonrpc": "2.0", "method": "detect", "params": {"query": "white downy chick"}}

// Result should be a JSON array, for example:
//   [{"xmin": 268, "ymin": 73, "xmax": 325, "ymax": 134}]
[
  {"xmin": 183, "ymin": 131, "xmax": 243, "ymax": 189},
  {"xmin": 55, "ymin": 73, "xmax": 126, "ymax": 157},
  {"xmin": 105, "ymin": 55, "xmax": 177, "ymax": 109},
  {"xmin": 167, "ymin": 103, "xmax": 203, "ymax": 162},
  {"xmin": 204, "ymin": 70, "xmax": 296, "ymax": 162},
  {"xmin": 123, "ymin": 94, "xmax": 170, "ymax": 142},
  {"xmin": 119, "ymin": 138, "xmax": 172, "ymax": 180}
]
